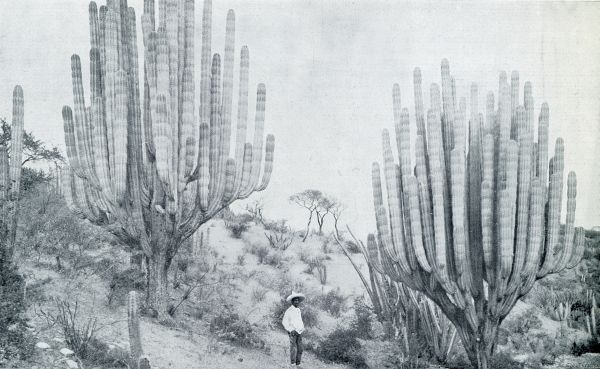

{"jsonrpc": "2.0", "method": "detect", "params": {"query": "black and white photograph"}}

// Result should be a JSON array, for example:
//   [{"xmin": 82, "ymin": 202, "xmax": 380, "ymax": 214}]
[{"xmin": 0, "ymin": 1, "xmax": 599, "ymax": 368}]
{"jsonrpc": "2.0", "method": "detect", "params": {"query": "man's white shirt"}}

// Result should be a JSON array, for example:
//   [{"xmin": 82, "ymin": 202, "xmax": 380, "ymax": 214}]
[{"xmin": 282, "ymin": 306, "xmax": 305, "ymax": 334}]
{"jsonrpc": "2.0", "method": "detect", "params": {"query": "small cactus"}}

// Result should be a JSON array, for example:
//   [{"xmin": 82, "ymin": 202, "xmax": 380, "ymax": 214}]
[
  {"xmin": 128, "ymin": 291, "xmax": 150, "ymax": 369},
  {"xmin": 317, "ymin": 263, "xmax": 327, "ymax": 285}
]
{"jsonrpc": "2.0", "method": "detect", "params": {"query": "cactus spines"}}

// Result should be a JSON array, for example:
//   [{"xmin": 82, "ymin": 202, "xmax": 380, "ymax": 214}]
[
  {"xmin": 0, "ymin": 86, "xmax": 24, "ymax": 261},
  {"xmin": 62, "ymin": 0, "xmax": 275, "ymax": 318},
  {"xmin": 367, "ymin": 60, "xmax": 584, "ymax": 369}
]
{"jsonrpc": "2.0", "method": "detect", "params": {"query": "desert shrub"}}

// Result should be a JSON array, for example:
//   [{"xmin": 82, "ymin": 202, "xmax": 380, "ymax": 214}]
[
  {"xmin": 107, "ymin": 268, "xmax": 146, "ymax": 306},
  {"xmin": 236, "ymin": 253, "xmax": 246, "ymax": 266},
  {"xmin": 315, "ymin": 327, "xmax": 367, "ymax": 368},
  {"xmin": 226, "ymin": 221, "xmax": 250, "ymax": 238},
  {"xmin": 264, "ymin": 250, "xmax": 284, "ymax": 267},
  {"xmin": 251, "ymin": 286, "xmax": 268, "ymax": 303},
  {"xmin": 209, "ymin": 305, "xmax": 266, "ymax": 349},
  {"xmin": 345, "ymin": 240, "xmax": 362, "ymax": 254},
  {"xmin": 79, "ymin": 337, "xmax": 128, "ymax": 367},
  {"xmin": 488, "ymin": 351, "xmax": 526, "ymax": 369},
  {"xmin": 223, "ymin": 213, "xmax": 253, "ymax": 238},
  {"xmin": 264, "ymin": 220, "xmax": 294, "ymax": 250},
  {"xmin": 272, "ymin": 298, "xmax": 319, "ymax": 329},
  {"xmin": 502, "ymin": 307, "xmax": 542, "ymax": 335},
  {"xmin": 37, "ymin": 297, "xmax": 110, "ymax": 363},
  {"xmin": 0, "ymin": 262, "xmax": 35, "ymax": 363},
  {"xmin": 24, "ymin": 276, "xmax": 52, "ymax": 303},
  {"xmin": 272, "ymin": 273, "xmax": 305, "ymax": 298},
  {"xmin": 316, "ymin": 288, "xmax": 347, "ymax": 317},
  {"xmin": 246, "ymin": 243, "xmax": 269, "ymax": 264},
  {"xmin": 302, "ymin": 251, "xmax": 326, "ymax": 275},
  {"xmin": 351, "ymin": 298, "xmax": 375, "ymax": 339},
  {"xmin": 571, "ymin": 337, "xmax": 600, "ymax": 356}
]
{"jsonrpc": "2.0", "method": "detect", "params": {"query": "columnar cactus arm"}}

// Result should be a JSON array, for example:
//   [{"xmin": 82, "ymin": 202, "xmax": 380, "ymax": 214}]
[
  {"xmin": 0, "ymin": 147, "xmax": 9, "ymax": 202},
  {"xmin": 9, "ymin": 86, "xmax": 24, "ymax": 197},
  {"xmin": 0, "ymin": 86, "xmax": 24, "ymax": 259}
]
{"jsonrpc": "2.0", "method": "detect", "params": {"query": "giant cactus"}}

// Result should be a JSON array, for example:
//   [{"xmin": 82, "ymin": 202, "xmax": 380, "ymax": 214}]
[
  {"xmin": 367, "ymin": 60, "xmax": 585, "ymax": 369},
  {"xmin": 0, "ymin": 85, "xmax": 24, "ymax": 262},
  {"xmin": 62, "ymin": 0, "xmax": 274, "ymax": 318}
]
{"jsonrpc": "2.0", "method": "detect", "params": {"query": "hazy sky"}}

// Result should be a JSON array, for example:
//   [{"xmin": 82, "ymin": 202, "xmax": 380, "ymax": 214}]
[{"xmin": 1, "ymin": 0, "xmax": 599, "ymax": 239}]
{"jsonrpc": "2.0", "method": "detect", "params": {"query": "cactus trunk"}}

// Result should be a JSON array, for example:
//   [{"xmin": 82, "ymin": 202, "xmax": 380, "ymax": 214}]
[
  {"xmin": 366, "ymin": 60, "xmax": 585, "ymax": 369},
  {"xmin": 62, "ymin": 0, "xmax": 274, "ymax": 319},
  {"xmin": 146, "ymin": 250, "xmax": 170, "ymax": 317}
]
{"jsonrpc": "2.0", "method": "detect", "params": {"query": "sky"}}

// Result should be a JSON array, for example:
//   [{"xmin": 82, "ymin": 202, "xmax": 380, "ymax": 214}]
[{"xmin": 0, "ymin": 0, "xmax": 599, "ymax": 239}]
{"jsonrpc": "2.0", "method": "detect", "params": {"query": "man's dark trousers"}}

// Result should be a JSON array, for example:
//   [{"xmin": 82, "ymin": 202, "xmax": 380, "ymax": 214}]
[{"xmin": 289, "ymin": 331, "xmax": 303, "ymax": 365}]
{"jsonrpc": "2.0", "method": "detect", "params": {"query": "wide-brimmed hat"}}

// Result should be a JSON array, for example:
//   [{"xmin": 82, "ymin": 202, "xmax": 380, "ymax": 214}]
[{"xmin": 286, "ymin": 291, "xmax": 306, "ymax": 303}]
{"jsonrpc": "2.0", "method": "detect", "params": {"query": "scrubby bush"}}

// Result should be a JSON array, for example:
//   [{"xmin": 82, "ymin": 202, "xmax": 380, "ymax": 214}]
[
  {"xmin": 246, "ymin": 243, "xmax": 269, "ymax": 264},
  {"xmin": 351, "ymin": 298, "xmax": 376, "ymax": 340},
  {"xmin": 501, "ymin": 307, "xmax": 542, "ymax": 336},
  {"xmin": 0, "ymin": 261, "xmax": 34, "ymax": 363},
  {"xmin": 264, "ymin": 250, "xmax": 284, "ymax": 267},
  {"xmin": 223, "ymin": 212, "xmax": 253, "ymax": 238},
  {"xmin": 315, "ymin": 288, "xmax": 347, "ymax": 317},
  {"xmin": 209, "ymin": 305, "xmax": 266, "ymax": 349},
  {"xmin": 264, "ymin": 220, "xmax": 294, "ymax": 250},
  {"xmin": 344, "ymin": 240, "xmax": 362, "ymax": 254},
  {"xmin": 251, "ymin": 286, "xmax": 268, "ymax": 303},
  {"xmin": 226, "ymin": 221, "xmax": 250, "ymax": 238},
  {"xmin": 46, "ymin": 298, "xmax": 100, "ymax": 359},
  {"xmin": 107, "ymin": 267, "xmax": 145, "ymax": 306},
  {"xmin": 315, "ymin": 327, "xmax": 367, "ymax": 368},
  {"xmin": 571, "ymin": 337, "xmax": 600, "ymax": 356}
]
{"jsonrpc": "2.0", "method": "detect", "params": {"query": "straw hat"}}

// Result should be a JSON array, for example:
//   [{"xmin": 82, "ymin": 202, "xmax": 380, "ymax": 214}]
[{"xmin": 286, "ymin": 291, "xmax": 306, "ymax": 303}]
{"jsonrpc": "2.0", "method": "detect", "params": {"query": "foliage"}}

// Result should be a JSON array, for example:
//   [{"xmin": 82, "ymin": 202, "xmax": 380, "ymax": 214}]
[
  {"xmin": 351, "ymin": 298, "xmax": 376, "ymax": 340},
  {"xmin": 344, "ymin": 239, "xmax": 362, "ymax": 254},
  {"xmin": 0, "ymin": 118, "xmax": 63, "ymax": 167},
  {"xmin": 264, "ymin": 219, "xmax": 294, "ymax": 250},
  {"xmin": 37, "ymin": 298, "xmax": 101, "ymax": 361},
  {"xmin": 315, "ymin": 288, "xmax": 347, "ymax": 317},
  {"xmin": 0, "ymin": 261, "xmax": 34, "ymax": 363},
  {"xmin": 501, "ymin": 307, "xmax": 542, "ymax": 336},
  {"xmin": 289, "ymin": 189, "xmax": 339, "ymax": 240},
  {"xmin": 251, "ymin": 286, "xmax": 268, "ymax": 303},
  {"xmin": 264, "ymin": 250, "xmax": 285, "ymax": 267},
  {"xmin": 246, "ymin": 243, "xmax": 269, "ymax": 264},
  {"xmin": 209, "ymin": 305, "xmax": 266, "ymax": 349},
  {"xmin": 315, "ymin": 327, "xmax": 367, "ymax": 368},
  {"xmin": 571, "ymin": 337, "xmax": 600, "ymax": 356},
  {"xmin": 20, "ymin": 167, "xmax": 53, "ymax": 193},
  {"xmin": 224, "ymin": 213, "xmax": 253, "ymax": 239},
  {"xmin": 107, "ymin": 268, "xmax": 146, "ymax": 306}
]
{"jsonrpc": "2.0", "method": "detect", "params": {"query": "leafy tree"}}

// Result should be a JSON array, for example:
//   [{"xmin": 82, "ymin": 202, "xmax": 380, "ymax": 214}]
[
  {"xmin": 315, "ymin": 196, "xmax": 334, "ymax": 235},
  {"xmin": 290, "ymin": 189, "xmax": 323, "ymax": 242},
  {"xmin": 0, "ymin": 118, "xmax": 63, "ymax": 192}
]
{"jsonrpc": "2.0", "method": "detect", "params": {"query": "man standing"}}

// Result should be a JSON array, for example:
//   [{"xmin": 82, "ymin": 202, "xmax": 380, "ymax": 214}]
[{"xmin": 282, "ymin": 291, "xmax": 305, "ymax": 367}]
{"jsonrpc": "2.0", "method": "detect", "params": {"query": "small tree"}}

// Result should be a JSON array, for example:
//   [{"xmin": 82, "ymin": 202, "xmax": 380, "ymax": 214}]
[
  {"xmin": 330, "ymin": 199, "xmax": 344, "ymax": 236},
  {"xmin": 0, "ymin": 119, "xmax": 63, "ymax": 167},
  {"xmin": 315, "ymin": 195, "xmax": 334, "ymax": 235},
  {"xmin": 289, "ymin": 189, "xmax": 322, "ymax": 242}
]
